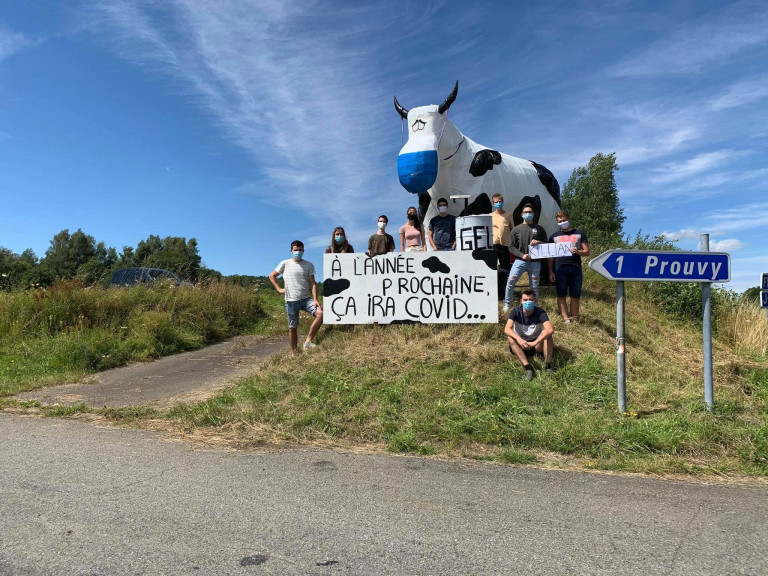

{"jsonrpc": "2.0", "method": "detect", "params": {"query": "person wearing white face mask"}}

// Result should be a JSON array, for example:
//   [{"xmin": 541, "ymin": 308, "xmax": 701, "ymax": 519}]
[
  {"xmin": 548, "ymin": 210, "xmax": 590, "ymax": 323},
  {"xmin": 367, "ymin": 214, "xmax": 396, "ymax": 257},
  {"xmin": 269, "ymin": 240, "xmax": 323, "ymax": 356},
  {"xmin": 428, "ymin": 197, "xmax": 456, "ymax": 251}
]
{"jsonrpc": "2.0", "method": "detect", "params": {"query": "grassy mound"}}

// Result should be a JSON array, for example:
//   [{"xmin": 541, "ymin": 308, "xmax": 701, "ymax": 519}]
[
  {"xmin": 0, "ymin": 281, "xmax": 266, "ymax": 396},
  {"xmin": 168, "ymin": 272, "xmax": 768, "ymax": 477}
]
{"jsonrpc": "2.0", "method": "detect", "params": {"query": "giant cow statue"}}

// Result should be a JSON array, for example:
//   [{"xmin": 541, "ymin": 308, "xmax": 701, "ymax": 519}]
[{"xmin": 395, "ymin": 82, "xmax": 561, "ymax": 236}]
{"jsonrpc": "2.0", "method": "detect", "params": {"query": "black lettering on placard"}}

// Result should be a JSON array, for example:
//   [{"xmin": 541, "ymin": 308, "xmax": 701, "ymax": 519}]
[
  {"xmin": 404, "ymin": 296, "xmax": 470, "ymax": 320},
  {"xmin": 368, "ymin": 294, "xmax": 396, "ymax": 316},
  {"xmin": 331, "ymin": 256, "xmax": 342, "ymax": 277},
  {"xmin": 459, "ymin": 226, "xmax": 491, "ymax": 250},
  {"xmin": 359, "ymin": 255, "xmax": 418, "ymax": 276},
  {"xmin": 394, "ymin": 275, "xmax": 484, "ymax": 296},
  {"xmin": 330, "ymin": 296, "xmax": 357, "ymax": 321}
]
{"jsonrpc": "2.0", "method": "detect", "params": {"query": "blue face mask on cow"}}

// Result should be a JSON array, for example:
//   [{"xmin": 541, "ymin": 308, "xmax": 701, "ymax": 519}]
[
  {"xmin": 335, "ymin": 236, "xmax": 344, "ymax": 244},
  {"xmin": 292, "ymin": 251, "xmax": 303, "ymax": 261},
  {"xmin": 522, "ymin": 300, "xmax": 535, "ymax": 312},
  {"xmin": 494, "ymin": 202, "xmax": 503, "ymax": 210},
  {"xmin": 522, "ymin": 212, "xmax": 534, "ymax": 222}
]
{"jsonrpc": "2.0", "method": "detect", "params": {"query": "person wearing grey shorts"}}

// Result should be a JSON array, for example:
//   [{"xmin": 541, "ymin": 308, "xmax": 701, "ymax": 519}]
[{"xmin": 269, "ymin": 240, "xmax": 323, "ymax": 356}]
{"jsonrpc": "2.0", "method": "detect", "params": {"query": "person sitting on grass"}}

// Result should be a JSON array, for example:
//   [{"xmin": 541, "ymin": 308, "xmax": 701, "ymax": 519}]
[
  {"xmin": 504, "ymin": 289, "xmax": 555, "ymax": 380},
  {"xmin": 269, "ymin": 240, "xmax": 323, "ymax": 357}
]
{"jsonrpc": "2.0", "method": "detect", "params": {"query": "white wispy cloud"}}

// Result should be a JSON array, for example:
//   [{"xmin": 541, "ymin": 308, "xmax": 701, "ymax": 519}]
[
  {"xmin": 649, "ymin": 150, "xmax": 739, "ymax": 185},
  {"xmin": 709, "ymin": 75, "xmax": 768, "ymax": 111},
  {"xmin": 610, "ymin": 3, "xmax": 768, "ymax": 77},
  {"xmin": 700, "ymin": 202, "xmax": 768, "ymax": 233},
  {"xmin": 0, "ymin": 27, "xmax": 30, "ymax": 62},
  {"xmin": 82, "ymin": 0, "xmax": 401, "ymax": 223},
  {"xmin": 662, "ymin": 229, "xmax": 701, "ymax": 241},
  {"xmin": 708, "ymin": 238, "xmax": 745, "ymax": 252}
]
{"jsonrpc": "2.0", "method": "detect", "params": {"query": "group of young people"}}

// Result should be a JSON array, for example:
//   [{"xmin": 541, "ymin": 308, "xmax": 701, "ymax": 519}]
[
  {"xmin": 491, "ymin": 192, "xmax": 590, "ymax": 378},
  {"xmin": 270, "ymin": 194, "xmax": 589, "ymax": 380},
  {"xmin": 324, "ymin": 197, "xmax": 458, "ymax": 258}
]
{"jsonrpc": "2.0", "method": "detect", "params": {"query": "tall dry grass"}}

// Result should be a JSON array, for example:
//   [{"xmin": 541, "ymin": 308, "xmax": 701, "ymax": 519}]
[
  {"xmin": 717, "ymin": 298, "xmax": 768, "ymax": 358},
  {"xmin": 0, "ymin": 281, "xmax": 267, "ymax": 395}
]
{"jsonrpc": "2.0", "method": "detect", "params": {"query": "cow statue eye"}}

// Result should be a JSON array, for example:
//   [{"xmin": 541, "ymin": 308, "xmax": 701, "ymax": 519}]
[{"xmin": 411, "ymin": 119, "xmax": 427, "ymax": 132}]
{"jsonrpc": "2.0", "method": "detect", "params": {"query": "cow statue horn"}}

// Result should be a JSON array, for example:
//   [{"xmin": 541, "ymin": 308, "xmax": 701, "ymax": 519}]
[
  {"xmin": 437, "ymin": 81, "xmax": 459, "ymax": 114},
  {"xmin": 393, "ymin": 95, "xmax": 409, "ymax": 119}
]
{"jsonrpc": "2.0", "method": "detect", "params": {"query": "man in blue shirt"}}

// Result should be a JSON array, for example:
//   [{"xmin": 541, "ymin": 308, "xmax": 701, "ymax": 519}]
[{"xmin": 504, "ymin": 289, "xmax": 555, "ymax": 380}]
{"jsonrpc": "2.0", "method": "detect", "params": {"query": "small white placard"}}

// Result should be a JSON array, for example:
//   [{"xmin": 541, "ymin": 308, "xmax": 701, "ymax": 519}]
[{"xmin": 528, "ymin": 241, "xmax": 575, "ymax": 260}]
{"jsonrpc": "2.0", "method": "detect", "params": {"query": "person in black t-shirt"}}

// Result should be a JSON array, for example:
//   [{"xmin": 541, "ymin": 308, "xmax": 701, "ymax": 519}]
[
  {"xmin": 548, "ymin": 210, "xmax": 590, "ymax": 323},
  {"xmin": 504, "ymin": 289, "xmax": 555, "ymax": 380}
]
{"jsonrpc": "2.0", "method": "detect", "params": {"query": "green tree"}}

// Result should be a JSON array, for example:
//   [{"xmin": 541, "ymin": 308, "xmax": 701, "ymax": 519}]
[
  {"xmin": 134, "ymin": 235, "xmax": 202, "ymax": 281},
  {"xmin": 561, "ymin": 152, "xmax": 626, "ymax": 248},
  {"xmin": 43, "ymin": 229, "xmax": 97, "ymax": 280},
  {"xmin": 42, "ymin": 229, "xmax": 121, "ymax": 285},
  {"xmin": 0, "ymin": 247, "xmax": 39, "ymax": 289}
]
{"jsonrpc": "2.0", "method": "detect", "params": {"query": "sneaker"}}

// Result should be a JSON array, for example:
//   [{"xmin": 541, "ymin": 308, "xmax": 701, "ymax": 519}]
[
  {"xmin": 303, "ymin": 341, "xmax": 318, "ymax": 349},
  {"xmin": 502, "ymin": 306, "xmax": 511, "ymax": 313},
  {"xmin": 525, "ymin": 369, "xmax": 536, "ymax": 381}
]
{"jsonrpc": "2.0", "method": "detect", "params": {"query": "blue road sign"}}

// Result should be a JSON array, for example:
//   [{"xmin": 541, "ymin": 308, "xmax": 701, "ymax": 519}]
[
  {"xmin": 762, "ymin": 273, "xmax": 768, "ymax": 291},
  {"xmin": 761, "ymin": 291, "xmax": 768, "ymax": 309},
  {"xmin": 589, "ymin": 250, "xmax": 730, "ymax": 283}
]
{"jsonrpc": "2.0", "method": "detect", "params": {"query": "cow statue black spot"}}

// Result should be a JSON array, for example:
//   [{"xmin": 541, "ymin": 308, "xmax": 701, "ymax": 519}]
[{"xmin": 395, "ymin": 81, "xmax": 561, "ymax": 236}]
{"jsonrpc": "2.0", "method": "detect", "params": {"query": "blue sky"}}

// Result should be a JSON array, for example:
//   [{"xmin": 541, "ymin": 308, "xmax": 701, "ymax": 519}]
[{"xmin": 1, "ymin": 1, "xmax": 766, "ymax": 293}]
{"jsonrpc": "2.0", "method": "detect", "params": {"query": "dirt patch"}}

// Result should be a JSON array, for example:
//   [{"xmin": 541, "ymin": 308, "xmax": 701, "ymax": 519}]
[{"xmin": 16, "ymin": 335, "xmax": 288, "ymax": 409}]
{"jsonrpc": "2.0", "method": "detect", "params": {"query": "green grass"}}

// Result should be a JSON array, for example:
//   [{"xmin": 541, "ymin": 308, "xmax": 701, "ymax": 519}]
[
  {"xmin": 0, "ymin": 281, "xmax": 270, "ymax": 396},
  {"xmin": 166, "ymin": 270, "xmax": 768, "ymax": 477},
  {"xmin": 3, "ymin": 271, "xmax": 768, "ymax": 478}
]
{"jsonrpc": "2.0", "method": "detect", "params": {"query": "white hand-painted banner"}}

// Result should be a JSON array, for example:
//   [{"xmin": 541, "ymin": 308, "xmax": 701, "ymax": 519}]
[
  {"xmin": 528, "ymin": 241, "xmax": 575, "ymax": 260},
  {"xmin": 323, "ymin": 252, "xmax": 498, "ymax": 325}
]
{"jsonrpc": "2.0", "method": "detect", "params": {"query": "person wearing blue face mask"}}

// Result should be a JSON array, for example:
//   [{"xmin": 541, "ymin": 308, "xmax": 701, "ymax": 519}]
[
  {"xmin": 326, "ymin": 226, "xmax": 354, "ymax": 254},
  {"xmin": 269, "ymin": 240, "xmax": 323, "ymax": 357},
  {"xmin": 504, "ymin": 289, "xmax": 555, "ymax": 380},
  {"xmin": 503, "ymin": 203, "xmax": 548, "ymax": 312}
]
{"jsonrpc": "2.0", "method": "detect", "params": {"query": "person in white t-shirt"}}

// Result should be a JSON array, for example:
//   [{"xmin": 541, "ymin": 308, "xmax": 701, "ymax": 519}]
[{"xmin": 269, "ymin": 240, "xmax": 323, "ymax": 356}]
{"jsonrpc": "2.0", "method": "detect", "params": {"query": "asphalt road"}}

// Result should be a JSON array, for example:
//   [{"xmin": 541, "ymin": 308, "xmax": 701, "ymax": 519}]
[
  {"xmin": 16, "ymin": 336, "xmax": 288, "ymax": 409},
  {"xmin": 1, "ymin": 413, "xmax": 766, "ymax": 575}
]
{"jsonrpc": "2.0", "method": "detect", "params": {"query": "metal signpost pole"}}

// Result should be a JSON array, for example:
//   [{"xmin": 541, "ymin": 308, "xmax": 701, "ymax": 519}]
[
  {"xmin": 701, "ymin": 234, "xmax": 714, "ymax": 412},
  {"xmin": 590, "ymin": 248, "xmax": 730, "ymax": 413},
  {"xmin": 616, "ymin": 280, "xmax": 626, "ymax": 413}
]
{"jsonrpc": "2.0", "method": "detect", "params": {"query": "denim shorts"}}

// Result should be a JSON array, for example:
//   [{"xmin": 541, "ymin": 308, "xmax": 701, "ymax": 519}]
[
  {"xmin": 555, "ymin": 265, "xmax": 583, "ymax": 298},
  {"xmin": 285, "ymin": 297, "xmax": 318, "ymax": 329}
]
